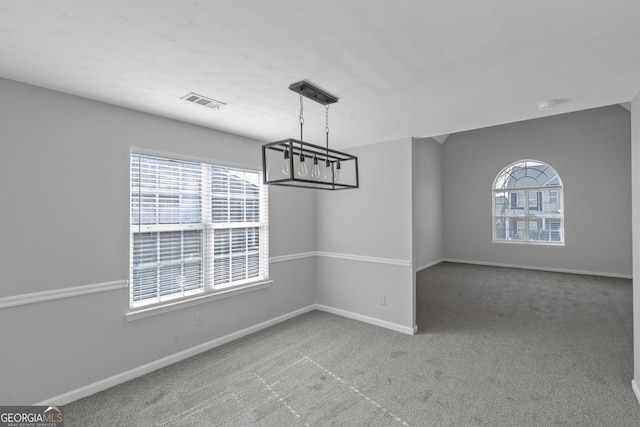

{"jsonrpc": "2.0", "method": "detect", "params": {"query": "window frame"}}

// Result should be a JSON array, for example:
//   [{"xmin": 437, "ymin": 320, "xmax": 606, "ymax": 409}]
[
  {"xmin": 128, "ymin": 148, "xmax": 270, "ymax": 317},
  {"xmin": 492, "ymin": 159, "xmax": 564, "ymax": 246}
]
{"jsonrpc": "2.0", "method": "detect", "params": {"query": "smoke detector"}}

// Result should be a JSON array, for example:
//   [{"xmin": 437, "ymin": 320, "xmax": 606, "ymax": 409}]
[
  {"xmin": 181, "ymin": 92, "xmax": 226, "ymax": 109},
  {"xmin": 537, "ymin": 99, "xmax": 558, "ymax": 111}
]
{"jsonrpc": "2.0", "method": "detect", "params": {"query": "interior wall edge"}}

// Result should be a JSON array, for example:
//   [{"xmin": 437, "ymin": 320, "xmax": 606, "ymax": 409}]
[{"xmin": 632, "ymin": 380, "xmax": 640, "ymax": 406}]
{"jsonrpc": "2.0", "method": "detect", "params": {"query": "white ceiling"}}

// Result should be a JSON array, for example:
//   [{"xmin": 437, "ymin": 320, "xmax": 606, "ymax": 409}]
[{"xmin": 1, "ymin": 1, "xmax": 640, "ymax": 148}]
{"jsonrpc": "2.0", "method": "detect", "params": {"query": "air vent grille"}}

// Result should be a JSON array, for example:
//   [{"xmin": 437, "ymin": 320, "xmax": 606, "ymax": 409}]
[{"xmin": 181, "ymin": 92, "xmax": 225, "ymax": 109}]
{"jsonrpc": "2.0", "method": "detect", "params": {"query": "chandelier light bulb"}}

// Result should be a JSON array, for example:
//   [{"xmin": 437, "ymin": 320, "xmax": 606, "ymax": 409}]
[
  {"xmin": 324, "ymin": 160, "xmax": 333, "ymax": 180},
  {"xmin": 298, "ymin": 153, "xmax": 308, "ymax": 177},
  {"xmin": 335, "ymin": 161, "xmax": 342, "ymax": 182},
  {"xmin": 282, "ymin": 148, "xmax": 290, "ymax": 175},
  {"xmin": 311, "ymin": 155, "xmax": 321, "ymax": 178}
]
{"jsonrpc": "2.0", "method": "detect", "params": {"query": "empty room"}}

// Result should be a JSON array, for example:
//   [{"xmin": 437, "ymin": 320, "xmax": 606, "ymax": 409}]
[{"xmin": 2, "ymin": 2, "xmax": 640, "ymax": 426}]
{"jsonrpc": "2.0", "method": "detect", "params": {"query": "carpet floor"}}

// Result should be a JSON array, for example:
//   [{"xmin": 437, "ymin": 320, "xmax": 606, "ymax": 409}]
[{"xmin": 65, "ymin": 262, "xmax": 640, "ymax": 426}]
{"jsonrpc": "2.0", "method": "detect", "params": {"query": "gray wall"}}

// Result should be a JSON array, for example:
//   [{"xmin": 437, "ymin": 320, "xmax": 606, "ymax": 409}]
[
  {"xmin": 413, "ymin": 137, "xmax": 443, "ymax": 270},
  {"xmin": 0, "ymin": 78, "xmax": 316, "ymax": 404},
  {"xmin": 442, "ymin": 106, "xmax": 632, "ymax": 277},
  {"xmin": 315, "ymin": 138, "xmax": 415, "ymax": 331}
]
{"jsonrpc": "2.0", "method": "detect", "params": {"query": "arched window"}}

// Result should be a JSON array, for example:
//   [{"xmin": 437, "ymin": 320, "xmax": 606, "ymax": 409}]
[{"xmin": 493, "ymin": 160, "xmax": 564, "ymax": 245}]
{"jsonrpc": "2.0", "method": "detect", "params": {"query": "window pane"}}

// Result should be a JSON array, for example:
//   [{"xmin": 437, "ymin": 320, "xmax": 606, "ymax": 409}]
[
  {"xmin": 232, "ymin": 255, "xmax": 246, "ymax": 282},
  {"xmin": 211, "ymin": 168, "xmax": 261, "ymax": 224},
  {"xmin": 212, "ymin": 227, "xmax": 261, "ymax": 286},
  {"xmin": 494, "ymin": 217, "xmax": 527, "ymax": 240},
  {"xmin": 498, "ymin": 191, "xmax": 525, "ymax": 215},
  {"xmin": 529, "ymin": 219, "xmax": 541, "ymax": 241},
  {"xmin": 131, "ymin": 155, "xmax": 201, "ymax": 226},
  {"xmin": 212, "ymin": 196, "xmax": 229, "ymax": 223},
  {"xmin": 132, "ymin": 268, "xmax": 158, "ymax": 303},
  {"xmin": 494, "ymin": 216, "xmax": 507, "ymax": 240},
  {"xmin": 246, "ymin": 199, "xmax": 259, "ymax": 222},
  {"xmin": 528, "ymin": 191, "xmax": 542, "ymax": 211},
  {"xmin": 214, "ymin": 229, "xmax": 231, "ymax": 255},
  {"xmin": 213, "ymin": 256, "xmax": 230, "ymax": 286},
  {"xmin": 232, "ymin": 228, "xmax": 246, "ymax": 254},
  {"xmin": 230, "ymin": 198, "xmax": 244, "ymax": 222},
  {"xmin": 494, "ymin": 160, "xmax": 561, "ymax": 189},
  {"xmin": 131, "ymin": 230, "xmax": 203, "ymax": 305},
  {"xmin": 547, "ymin": 219, "xmax": 563, "ymax": 242}
]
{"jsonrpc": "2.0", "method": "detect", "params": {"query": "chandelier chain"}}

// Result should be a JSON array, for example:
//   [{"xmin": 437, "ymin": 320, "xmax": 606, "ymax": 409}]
[
  {"xmin": 299, "ymin": 92, "xmax": 304, "ymax": 125},
  {"xmin": 325, "ymin": 103, "xmax": 330, "ymax": 154},
  {"xmin": 299, "ymin": 92, "xmax": 304, "ymax": 143},
  {"xmin": 325, "ymin": 104, "xmax": 329, "ymax": 134}
]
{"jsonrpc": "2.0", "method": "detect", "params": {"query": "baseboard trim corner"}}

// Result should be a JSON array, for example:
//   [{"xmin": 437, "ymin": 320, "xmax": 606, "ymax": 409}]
[
  {"xmin": 313, "ymin": 304, "xmax": 416, "ymax": 336},
  {"xmin": 35, "ymin": 304, "xmax": 316, "ymax": 406},
  {"xmin": 416, "ymin": 259, "xmax": 444, "ymax": 272},
  {"xmin": 632, "ymin": 379, "xmax": 640, "ymax": 406}
]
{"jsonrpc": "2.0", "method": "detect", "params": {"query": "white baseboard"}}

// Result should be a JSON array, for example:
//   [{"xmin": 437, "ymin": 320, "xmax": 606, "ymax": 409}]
[
  {"xmin": 442, "ymin": 258, "xmax": 632, "ymax": 279},
  {"xmin": 416, "ymin": 259, "xmax": 444, "ymax": 272},
  {"xmin": 36, "ymin": 305, "xmax": 316, "ymax": 406},
  {"xmin": 633, "ymin": 379, "xmax": 640, "ymax": 406},
  {"xmin": 37, "ymin": 303, "xmax": 416, "ymax": 405},
  {"xmin": 313, "ymin": 304, "xmax": 416, "ymax": 336}
]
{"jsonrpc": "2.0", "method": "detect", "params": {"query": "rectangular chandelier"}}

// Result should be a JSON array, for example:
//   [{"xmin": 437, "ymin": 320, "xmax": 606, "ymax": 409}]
[
  {"xmin": 262, "ymin": 81, "xmax": 359, "ymax": 190},
  {"xmin": 262, "ymin": 138, "xmax": 359, "ymax": 189}
]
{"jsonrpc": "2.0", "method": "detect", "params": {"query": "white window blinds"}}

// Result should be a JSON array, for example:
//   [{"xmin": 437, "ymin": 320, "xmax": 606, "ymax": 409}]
[{"xmin": 130, "ymin": 152, "xmax": 268, "ymax": 308}]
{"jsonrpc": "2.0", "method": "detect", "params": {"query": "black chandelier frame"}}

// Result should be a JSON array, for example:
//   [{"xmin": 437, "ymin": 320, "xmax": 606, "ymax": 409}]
[{"xmin": 261, "ymin": 80, "xmax": 359, "ymax": 190}]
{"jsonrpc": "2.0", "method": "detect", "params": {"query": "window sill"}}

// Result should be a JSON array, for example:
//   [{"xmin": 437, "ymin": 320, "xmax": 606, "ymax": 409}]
[
  {"xmin": 125, "ymin": 280, "xmax": 272, "ymax": 321},
  {"xmin": 492, "ymin": 240, "xmax": 565, "ymax": 247}
]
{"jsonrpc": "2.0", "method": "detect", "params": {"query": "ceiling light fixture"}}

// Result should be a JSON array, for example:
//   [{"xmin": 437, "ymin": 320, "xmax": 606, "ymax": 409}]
[{"xmin": 262, "ymin": 81, "xmax": 359, "ymax": 190}]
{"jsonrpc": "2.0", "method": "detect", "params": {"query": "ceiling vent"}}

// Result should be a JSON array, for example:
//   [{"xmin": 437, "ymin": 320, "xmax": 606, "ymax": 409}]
[{"xmin": 181, "ymin": 92, "xmax": 226, "ymax": 109}]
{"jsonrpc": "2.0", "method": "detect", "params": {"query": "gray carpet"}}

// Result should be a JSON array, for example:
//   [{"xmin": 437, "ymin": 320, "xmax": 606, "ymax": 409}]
[{"xmin": 65, "ymin": 262, "xmax": 640, "ymax": 426}]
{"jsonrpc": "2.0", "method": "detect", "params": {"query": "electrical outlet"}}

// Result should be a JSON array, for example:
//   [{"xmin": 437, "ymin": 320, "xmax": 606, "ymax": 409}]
[
  {"xmin": 379, "ymin": 294, "xmax": 386, "ymax": 305},
  {"xmin": 194, "ymin": 312, "xmax": 203, "ymax": 327}
]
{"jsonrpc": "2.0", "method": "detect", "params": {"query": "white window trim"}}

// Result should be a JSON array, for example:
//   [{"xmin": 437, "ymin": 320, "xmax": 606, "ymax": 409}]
[
  {"xmin": 125, "ymin": 279, "xmax": 272, "ymax": 321},
  {"xmin": 492, "ymin": 160, "xmax": 565, "ymax": 246},
  {"xmin": 128, "ymin": 148, "xmax": 269, "ymax": 315},
  {"xmin": 492, "ymin": 186, "xmax": 565, "ymax": 246}
]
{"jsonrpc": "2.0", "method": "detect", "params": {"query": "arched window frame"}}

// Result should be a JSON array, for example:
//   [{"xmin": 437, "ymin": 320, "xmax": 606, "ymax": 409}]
[{"xmin": 492, "ymin": 159, "xmax": 564, "ymax": 246}]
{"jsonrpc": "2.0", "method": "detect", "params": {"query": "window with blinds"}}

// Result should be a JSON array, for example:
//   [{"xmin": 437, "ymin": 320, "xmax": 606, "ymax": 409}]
[
  {"xmin": 492, "ymin": 159, "xmax": 564, "ymax": 245},
  {"xmin": 130, "ymin": 152, "xmax": 269, "ymax": 308}
]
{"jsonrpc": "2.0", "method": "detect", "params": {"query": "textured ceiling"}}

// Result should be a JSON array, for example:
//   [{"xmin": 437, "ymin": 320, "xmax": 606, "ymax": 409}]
[{"xmin": 1, "ymin": 1, "xmax": 640, "ymax": 148}]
